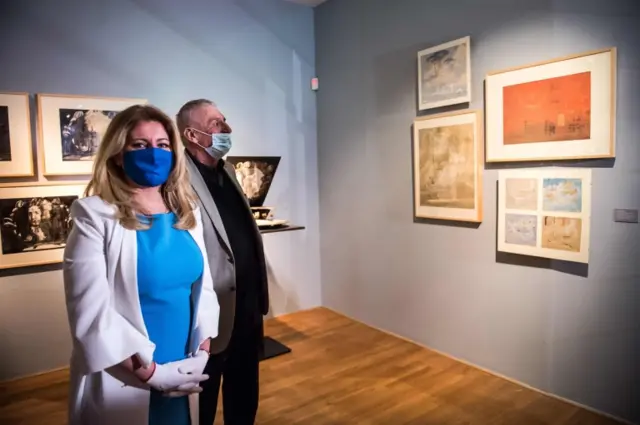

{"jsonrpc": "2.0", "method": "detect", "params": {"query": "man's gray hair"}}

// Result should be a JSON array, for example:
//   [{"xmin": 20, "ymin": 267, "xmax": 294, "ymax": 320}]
[{"xmin": 175, "ymin": 98, "xmax": 216, "ymax": 142}]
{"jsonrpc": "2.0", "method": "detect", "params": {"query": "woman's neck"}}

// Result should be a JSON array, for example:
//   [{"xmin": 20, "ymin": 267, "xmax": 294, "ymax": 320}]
[{"xmin": 132, "ymin": 187, "xmax": 168, "ymax": 215}]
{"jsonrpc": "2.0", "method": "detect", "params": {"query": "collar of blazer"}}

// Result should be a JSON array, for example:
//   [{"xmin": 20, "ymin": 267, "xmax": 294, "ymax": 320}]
[{"xmin": 185, "ymin": 151, "xmax": 234, "ymax": 252}]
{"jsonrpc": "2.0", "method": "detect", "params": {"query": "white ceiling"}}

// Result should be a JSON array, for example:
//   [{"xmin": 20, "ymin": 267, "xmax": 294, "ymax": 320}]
[{"xmin": 284, "ymin": 0, "xmax": 330, "ymax": 7}]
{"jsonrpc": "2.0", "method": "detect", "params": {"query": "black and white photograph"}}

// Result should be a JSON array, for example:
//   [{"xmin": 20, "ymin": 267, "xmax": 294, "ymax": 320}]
[
  {"xmin": 418, "ymin": 36, "xmax": 471, "ymax": 111},
  {"xmin": 0, "ymin": 195, "xmax": 75, "ymax": 255},
  {"xmin": 226, "ymin": 156, "xmax": 281, "ymax": 207},
  {"xmin": 0, "ymin": 105, "xmax": 12, "ymax": 161},
  {"xmin": 60, "ymin": 108, "xmax": 117, "ymax": 161}
]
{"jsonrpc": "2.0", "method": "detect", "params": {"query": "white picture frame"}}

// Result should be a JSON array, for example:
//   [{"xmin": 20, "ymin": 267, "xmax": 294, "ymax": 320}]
[
  {"xmin": 413, "ymin": 109, "xmax": 483, "ymax": 223},
  {"xmin": 417, "ymin": 36, "xmax": 472, "ymax": 111},
  {"xmin": 0, "ymin": 183, "xmax": 87, "ymax": 269},
  {"xmin": 497, "ymin": 167, "xmax": 592, "ymax": 263},
  {"xmin": 485, "ymin": 48, "xmax": 616, "ymax": 162},
  {"xmin": 0, "ymin": 92, "xmax": 34, "ymax": 177},
  {"xmin": 37, "ymin": 93, "xmax": 147, "ymax": 176}
]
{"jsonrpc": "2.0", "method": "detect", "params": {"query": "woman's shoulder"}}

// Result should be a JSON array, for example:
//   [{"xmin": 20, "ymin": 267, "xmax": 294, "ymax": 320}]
[{"xmin": 71, "ymin": 195, "xmax": 118, "ymax": 221}]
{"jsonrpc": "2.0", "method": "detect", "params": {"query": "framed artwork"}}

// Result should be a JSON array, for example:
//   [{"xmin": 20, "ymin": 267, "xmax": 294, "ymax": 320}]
[
  {"xmin": 485, "ymin": 48, "xmax": 616, "ymax": 162},
  {"xmin": 225, "ymin": 156, "xmax": 281, "ymax": 207},
  {"xmin": 417, "ymin": 36, "xmax": 471, "ymax": 111},
  {"xmin": 497, "ymin": 168, "xmax": 592, "ymax": 263},
  {"xmin": 0, "ymin": 92, "xmax": 34, "ymax": 177},
  {"xmin": 412, "ymin": 109, "xmax": 483, "ymax": 222},
  {"xmin": 0, "ymin": 183, "xmax": 86, "ymax": 270},
  {"xmin": 37, "ymin": 93, "xmax": 147, "ymax": 176}
]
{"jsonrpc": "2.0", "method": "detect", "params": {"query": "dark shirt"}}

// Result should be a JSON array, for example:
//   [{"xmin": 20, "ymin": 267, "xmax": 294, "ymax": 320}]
[{"xmin": 188, "ymin": 152, "xmax": 261, "ymax": 320}]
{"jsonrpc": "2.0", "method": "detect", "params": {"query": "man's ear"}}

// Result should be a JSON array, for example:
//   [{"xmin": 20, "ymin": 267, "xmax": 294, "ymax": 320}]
[{"xmin": 183, "ymin": 128, "xmax": 197, "ymax": 144}]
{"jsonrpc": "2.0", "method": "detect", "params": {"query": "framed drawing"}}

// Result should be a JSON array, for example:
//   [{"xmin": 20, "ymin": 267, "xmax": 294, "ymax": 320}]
[
  {"xmin": 37, "ymin": 93, "xmax": 147, "ymax": 176},
  {"xmin": 497, "ymin": 168, "xmax": 592, "ymax": 263},
  {"xmin": 417, "ymin": 36, "xmax": 471, "ymax": 111},
  {"xmin": 0, "ymin": 183, "xmax": 86, "ymax": 269},
  {"xmin": 412, "ymin": 109, "xmax": 483, "ymax": 222},
  {"xmin": 0, "ymin": 92, "xmax": 34, "ymax": 177},
  {"xmin": 225, "ymin": 156, "xmax": 281, "ymax": 207},
  {"xmin": 486, "ymin": 48, "xmax": 616, "ymax": 162}
]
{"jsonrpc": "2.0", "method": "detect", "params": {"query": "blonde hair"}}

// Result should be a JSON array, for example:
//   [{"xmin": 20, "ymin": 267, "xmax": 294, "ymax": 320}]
[{"xmin": 85, "ymin": 104, "xmax": 197, "ymax": 230}]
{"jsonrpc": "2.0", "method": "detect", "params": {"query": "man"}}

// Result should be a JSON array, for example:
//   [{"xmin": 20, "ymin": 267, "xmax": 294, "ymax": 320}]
[{"xmin": 176, "ymin": 99, "xmax": 269, "ymax": 425}]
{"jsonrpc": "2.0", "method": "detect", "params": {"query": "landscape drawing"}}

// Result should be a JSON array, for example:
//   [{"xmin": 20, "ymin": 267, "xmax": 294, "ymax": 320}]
[
  {"xmin": 505, "ymin": 213, "xmax": 537, "ymax": 246},
  {"xmin": 0, "ymin": 195, "xmax": 76, "ymax": 255},
  {"xmin": 505, "ymin": 178, "xmax": 538, "ymax": 210},
  {"xmin": 541, "ymin": 216, "xmax": 582, "ymax": 252},
  {"xmin": 60, "ymin": 108, "xmax": 118, "ymax": 161},
  {"xmin": 543, "ymin": 178, "xmax": 582, "ymax": 212},
  {"xmin": 0, "ymin": 106, "xmax": 11, "ymax": 161},
  {"xmin": 420, "ymin": 39, "xmax": 469, "ymax": 107},
  {"xmin": 502, "ymin": 71, "xmax": 591, "ymax": 145},
  {"xmin": 418, "ymin": 123, "xmax": 475, "ymax": 209}
]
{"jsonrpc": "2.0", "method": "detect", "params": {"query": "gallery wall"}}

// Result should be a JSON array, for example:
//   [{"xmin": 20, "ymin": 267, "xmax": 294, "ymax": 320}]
[
  {"xmin": 0, "ymin": 0, "xmax": 321, "ymax": 381},
  {"xmin": 315, "ymin": 0, "xmax": 639, "ymax": 423}
]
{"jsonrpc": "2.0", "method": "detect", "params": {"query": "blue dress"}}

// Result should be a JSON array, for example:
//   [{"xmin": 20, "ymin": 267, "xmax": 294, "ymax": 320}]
[{"xmin": 136, "ymin": 212, "xmax": 204, "ymax": 425}]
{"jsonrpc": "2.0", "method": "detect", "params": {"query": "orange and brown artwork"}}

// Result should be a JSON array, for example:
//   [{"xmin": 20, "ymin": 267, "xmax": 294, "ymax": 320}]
[{"xmin": 502, "ymin": 71, "xmax": 591, "ymax": 145}]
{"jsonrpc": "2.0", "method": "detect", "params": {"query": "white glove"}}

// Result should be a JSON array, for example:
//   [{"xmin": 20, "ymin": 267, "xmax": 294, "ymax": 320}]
[
  {"xmin": 146, "ymin": 359, "xmax": 209, "ymax": 394},
  {"xmin": 161, "ymin": 350, "xmax": 210, "ymax": 398}
]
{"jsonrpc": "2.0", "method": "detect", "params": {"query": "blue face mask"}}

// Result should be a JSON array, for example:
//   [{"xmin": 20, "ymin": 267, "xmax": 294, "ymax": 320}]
[
  {"xmin": 192, "ymin": 129, "xmax": 233, "ymax": 159},
  {"xmin": 122, "ymin": 148, "xmax": 174, "ymax": 187}
]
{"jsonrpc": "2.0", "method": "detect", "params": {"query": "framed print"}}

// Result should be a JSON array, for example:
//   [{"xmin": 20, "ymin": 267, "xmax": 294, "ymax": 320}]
[
  {"xmin": 412, "ymin": 109, "xmax": 483, "ymax": 222},
  {"xmin": 486, "ymin": 48, "xmax": 616, "ymax": 162},
  {"xmin": 497, "ymin": 168, "xmax": 592, "ymax": 263},
  {"xmin": 37, "ymin": 93, "xmax": 147, "ymax": 175},
  {"xmin": 417, "ymin": 36, "xmax": 471, "ymax": 111},
  {"xmin": 225, "ymin": 156, "xmax": 281, "ymax": 207},
  {"xmin": 0, "ymin": 183, "xmax": 86, "ymax": 269},
  {"xmin": 0, "ymin": 92, "xmax": 34, "ymax": 177}
]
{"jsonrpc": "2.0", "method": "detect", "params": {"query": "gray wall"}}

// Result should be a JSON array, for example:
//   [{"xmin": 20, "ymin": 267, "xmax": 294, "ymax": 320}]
[
  {"xmin": 0, "ymin": 0, "xmax": 321, "ymax": 381},
  {"xmin": 315, "ymin": 0, "xmax": 639, "ymax": 423}
]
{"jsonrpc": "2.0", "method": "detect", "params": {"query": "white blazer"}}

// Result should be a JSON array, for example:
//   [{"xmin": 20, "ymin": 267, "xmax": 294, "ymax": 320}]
[{"xmin": 62, "ymin": 196, "xmax": 220, "ymax": 425}]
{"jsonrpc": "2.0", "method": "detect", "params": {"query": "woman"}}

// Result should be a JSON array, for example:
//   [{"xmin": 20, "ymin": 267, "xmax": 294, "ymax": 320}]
[{"xmin": 63, "ymin": 104, "xmax": 219, "ymax": 425}]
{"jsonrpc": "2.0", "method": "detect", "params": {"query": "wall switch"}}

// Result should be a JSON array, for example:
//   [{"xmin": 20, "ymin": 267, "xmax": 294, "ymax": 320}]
[
  {"xmin": 613, "ymin": 209, "xmax": 638, "ymax": 223},
  {"xmin": 311, "ymin": 77, "xmax": 319, "ymax": 91}
]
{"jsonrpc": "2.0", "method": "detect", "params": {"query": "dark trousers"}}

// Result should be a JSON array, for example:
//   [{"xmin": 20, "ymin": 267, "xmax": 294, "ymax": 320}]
[{"xmin": 198, "ymin": 302, "xmax": 263, "ymax": 425}]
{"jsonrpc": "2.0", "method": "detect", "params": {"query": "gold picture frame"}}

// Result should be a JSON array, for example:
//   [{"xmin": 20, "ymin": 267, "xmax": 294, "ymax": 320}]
[
  {"xmin": 0, "ymin": 92, "xmax": 34, "ymax": 177},
  {"xmin": 412, "ymin": 109, "xmax": 483, "ymax": 223},
  {"xmin": 37, "ymin": 93, "xmax": 147, "ymax": 176},
  {"xmin": 485, "ymin": 47, "xmax": 616, "ymax": 163},
  {"xmin": 0, "ymin": 183, "xmax": 87, "ymax": 270}
]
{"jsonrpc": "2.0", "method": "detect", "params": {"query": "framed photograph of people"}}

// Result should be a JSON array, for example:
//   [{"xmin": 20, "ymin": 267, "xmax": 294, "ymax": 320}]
[
  {"xmin": 0, "ymin": 183, "xmax": 86, "ymax": 269},
  {"xmin": 485, "ymin": 47, "xmax": 616, "ymax": 162},
  {"xmin": 0, "ymin": 92, "xmax": 34, "ymax": 177},
  {"xmin": 37, "ymin": 93, "xmax": 147, "ymax": 176},
  {"xmin": 412, "ymin": 109, "xmax": 483, "ymax": 222},
  {"xmin": 417, "ymin": 36, "xmax": 472, "ymax": 111}
]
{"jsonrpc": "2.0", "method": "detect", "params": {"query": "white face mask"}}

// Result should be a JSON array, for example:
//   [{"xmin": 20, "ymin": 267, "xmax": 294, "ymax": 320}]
[{"xmin": 191, "ymin": 129, "xmax": 233, "ymax": 159}]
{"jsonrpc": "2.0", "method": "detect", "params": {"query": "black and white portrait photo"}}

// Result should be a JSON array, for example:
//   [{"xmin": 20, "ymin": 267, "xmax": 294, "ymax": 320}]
[
  {"xmin": 0, "ymin": 105, "xmax": 11, "ymax": 162},
  {"xmin": 60, "ymin": 108, "xmax": 117, "ymax": 161},
  {"xmin": 0, "ymin": 195, "xmax": 76, "ymax": 255}
]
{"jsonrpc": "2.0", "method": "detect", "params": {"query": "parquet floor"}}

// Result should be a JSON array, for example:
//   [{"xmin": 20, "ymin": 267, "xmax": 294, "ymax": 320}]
[{"xmin": 0, "ymin": 307, "xmax": 622, "ymax": 425}]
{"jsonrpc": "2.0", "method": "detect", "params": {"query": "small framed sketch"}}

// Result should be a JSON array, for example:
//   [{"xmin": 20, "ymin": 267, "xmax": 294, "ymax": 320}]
[
  {"xmin": 417, "ymin": 36, "xmax": 471, "ymax": 111},
  {"xmin": 37, "ymin": 93, "xmax": 147, "ymax": 176},
  {"xmin": 486, "ymin": 48, "xmax": 616, "ymax": 162},
  {"xmin": 0, "ymin": 92, "xmax": 34, "ymax": 177},
  {"xmin": 497, "ymin": 168, "xmax": 592, "ymax": 263},
  {"xmin": 0, "ymin": 183, "xmax": 86, "ymax": 269},
  {"xmin": 412, "ymin": 109, "xmax": 483, "ymax": 222}
]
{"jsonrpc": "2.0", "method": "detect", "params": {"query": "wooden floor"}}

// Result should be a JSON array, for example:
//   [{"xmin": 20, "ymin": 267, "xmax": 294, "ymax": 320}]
[{"xmin": 0, "ymin": 307, "xmax": 622, "ymax": 425}]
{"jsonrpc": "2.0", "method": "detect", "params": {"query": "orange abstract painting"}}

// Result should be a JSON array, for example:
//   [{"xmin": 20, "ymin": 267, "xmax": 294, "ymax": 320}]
[{"xmin": 502, "ymin": 71, "xmax": 591, "ymax": 145}]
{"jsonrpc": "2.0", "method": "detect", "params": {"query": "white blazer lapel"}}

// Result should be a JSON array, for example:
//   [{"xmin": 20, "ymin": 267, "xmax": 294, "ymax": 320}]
[{"xmin": 114, "ymin": 226, "xmax": 148, "ymax": 338}]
